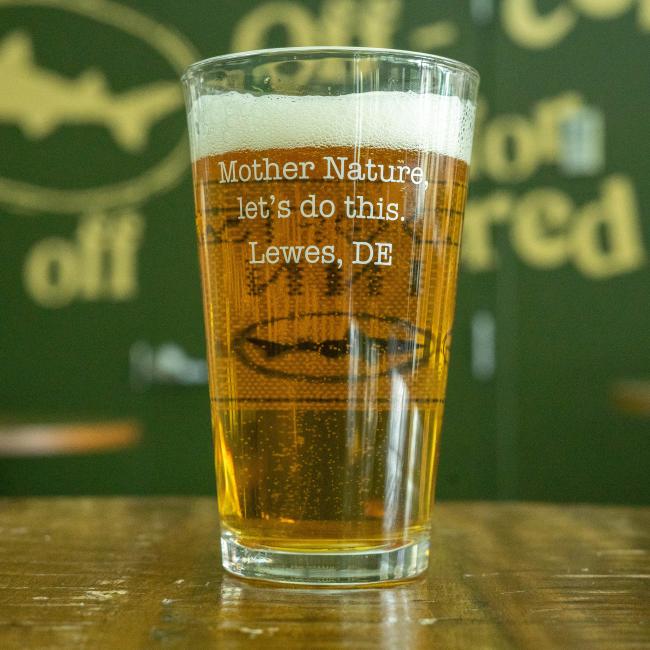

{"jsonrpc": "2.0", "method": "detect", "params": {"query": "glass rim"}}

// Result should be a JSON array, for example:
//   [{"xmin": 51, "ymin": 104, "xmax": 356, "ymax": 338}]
[{"xmin": 181, "ymin": 46, "xmax": 479, "ymax": 84}]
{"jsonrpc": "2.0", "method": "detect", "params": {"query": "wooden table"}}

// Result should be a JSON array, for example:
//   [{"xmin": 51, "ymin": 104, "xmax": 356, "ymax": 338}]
[{"xmin": 0, "ymin": 499, "xmax": 647, "ymax": 649}]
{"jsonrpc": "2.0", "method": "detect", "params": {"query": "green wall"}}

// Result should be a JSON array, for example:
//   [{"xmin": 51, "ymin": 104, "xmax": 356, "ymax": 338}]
[{"xmin": 0, "ymin": 0, "xmax": 648, "ymax": 502}]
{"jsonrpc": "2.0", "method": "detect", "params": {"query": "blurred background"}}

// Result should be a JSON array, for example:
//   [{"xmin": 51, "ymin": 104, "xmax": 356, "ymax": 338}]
[{"xmin": 0, "ymin": 0, "xmax": 648, "ymax": 502}]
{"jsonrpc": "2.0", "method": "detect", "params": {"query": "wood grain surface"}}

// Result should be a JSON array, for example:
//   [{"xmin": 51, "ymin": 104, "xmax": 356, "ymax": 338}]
[{"xmin": 0, "ymin": 499, "xmax": 647, "ymax": 649}]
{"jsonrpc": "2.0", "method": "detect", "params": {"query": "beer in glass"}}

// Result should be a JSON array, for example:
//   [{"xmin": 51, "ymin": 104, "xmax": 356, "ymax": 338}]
[{"xmin": 182, "ymin": 47, "xmax": 479, "ymax": 585}]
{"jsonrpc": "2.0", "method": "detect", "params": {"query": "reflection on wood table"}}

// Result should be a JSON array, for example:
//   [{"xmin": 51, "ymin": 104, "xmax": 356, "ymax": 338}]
[{"xmin": 0, "ymin": 499, "xmax": 647, "ymax": 649}]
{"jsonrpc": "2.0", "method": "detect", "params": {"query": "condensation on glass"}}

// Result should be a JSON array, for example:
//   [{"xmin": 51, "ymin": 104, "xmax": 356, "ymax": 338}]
[{"xmin": 182, "ymin": 47, "xmax": 479, "ymax": 585}]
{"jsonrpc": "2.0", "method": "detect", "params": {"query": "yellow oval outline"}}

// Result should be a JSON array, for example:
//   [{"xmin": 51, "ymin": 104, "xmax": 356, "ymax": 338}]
[{"xmin": 0, "ymin": 0, "xmax": 200, "ymax": 213}]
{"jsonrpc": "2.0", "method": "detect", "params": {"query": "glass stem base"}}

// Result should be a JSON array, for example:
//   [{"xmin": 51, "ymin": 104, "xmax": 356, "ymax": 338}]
[{"xmin": 220, "ymin": 532, "xmax": 430, "ymax": 586}]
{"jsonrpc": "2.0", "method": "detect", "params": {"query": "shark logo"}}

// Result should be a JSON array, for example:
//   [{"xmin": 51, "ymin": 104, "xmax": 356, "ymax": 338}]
[
  {"xmin": 0, "ymin": 0, "xmax": 199, "ymax": 213},
  {"xmin": 0, "ymin": 31, "xmax": 182, "ymax": 153},
  {"xmin": 234, "ymin": 312, "xmax": 433, "ymax": 383}
]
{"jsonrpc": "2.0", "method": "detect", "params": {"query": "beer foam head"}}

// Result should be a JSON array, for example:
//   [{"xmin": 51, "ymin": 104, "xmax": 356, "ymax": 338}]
[{"xmin": 189, "ymin": 91, "xmax": 476, "ymax": 164}]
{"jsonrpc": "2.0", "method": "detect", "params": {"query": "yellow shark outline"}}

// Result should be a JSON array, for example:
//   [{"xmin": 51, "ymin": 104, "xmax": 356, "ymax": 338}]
[
  {"xmin": 0, "ymin": 0, "xmax": 199, "ymax": 213},
  {"xmin": 0, "ymin": 30, "xmax": 183, "ymax": 152}
]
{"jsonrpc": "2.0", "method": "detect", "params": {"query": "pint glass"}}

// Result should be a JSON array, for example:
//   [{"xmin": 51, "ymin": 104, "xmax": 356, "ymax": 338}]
[{"xmin": 182, "ymin": 47, "xmax": 479, "ymax": 585}]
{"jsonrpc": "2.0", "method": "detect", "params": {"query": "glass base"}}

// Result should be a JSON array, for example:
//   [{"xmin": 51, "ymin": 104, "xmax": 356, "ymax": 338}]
[{"xmin": 220, "ymin": 533, "xmax": 430, "ymax": 586}]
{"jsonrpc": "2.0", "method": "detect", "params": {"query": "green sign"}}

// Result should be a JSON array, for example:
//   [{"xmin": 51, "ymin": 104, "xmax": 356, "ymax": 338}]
[{"xmin": 1, "ymin": 0, "xmax": 648, "ymax": 503}]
